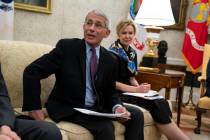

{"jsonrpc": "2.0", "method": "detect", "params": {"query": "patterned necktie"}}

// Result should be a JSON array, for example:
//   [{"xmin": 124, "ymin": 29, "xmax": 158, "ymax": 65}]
[{"xmin": 90, "ymin": 48, "xmax": 98, "ymax": 82}]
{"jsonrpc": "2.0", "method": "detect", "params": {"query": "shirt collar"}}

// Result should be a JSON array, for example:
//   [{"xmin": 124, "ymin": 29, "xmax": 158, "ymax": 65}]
[{"xmin": 85, "ymin": 42, "xmax": 100, "ymax": 57}]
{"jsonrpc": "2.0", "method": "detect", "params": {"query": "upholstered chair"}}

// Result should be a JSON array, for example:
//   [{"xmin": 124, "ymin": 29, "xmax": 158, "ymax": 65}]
[{"xmin": 194, "ymin": 44, "xmax": 210, "ymax": 134}]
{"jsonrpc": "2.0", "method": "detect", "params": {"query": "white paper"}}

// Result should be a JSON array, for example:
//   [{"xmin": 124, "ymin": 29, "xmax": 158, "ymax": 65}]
[
  {"xmin": 74, "ymin": 108, "xmax": 127, "ymax": 118},
  {"xmin": 123, "ymin": 90, "xmax": 164, "ymax": 100}
]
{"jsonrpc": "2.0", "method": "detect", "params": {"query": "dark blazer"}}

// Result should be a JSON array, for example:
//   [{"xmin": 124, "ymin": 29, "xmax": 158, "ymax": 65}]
[
  {"xmin": 0, "ymin": 69, "xmax": 15, "ymax": 129},
  {"xmin": 22, "ymin": 38, "xmax": 122, "ymax": 122},
  {"xmin": 206, "ymin": 59, "xmax": 210, "ymax": 97}
]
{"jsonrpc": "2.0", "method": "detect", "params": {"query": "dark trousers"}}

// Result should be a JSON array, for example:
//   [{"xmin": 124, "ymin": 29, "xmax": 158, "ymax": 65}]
[
  {"xmin": 63, "ymin": 105, "xmax": 144, "ymax": 140},
  {"xmin": 121, "ymin": 95, "xmax": 172, "ymax": 124},
  {"xmin": 14, "ymin": 119, "xmax": 62, "ymax": 140},
  {"xmin": 123, "ymin": 105, "xmax": 144, "ymax": 140},
  {"xmin": 136, "ymin": 98, "xmax": 172, "ymax": 124}
]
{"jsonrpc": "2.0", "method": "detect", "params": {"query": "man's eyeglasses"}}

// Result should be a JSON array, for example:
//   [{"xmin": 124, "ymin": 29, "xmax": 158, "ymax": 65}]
[{"xmin": 84, "ymin": 20, "xmax": 107, "ymax": 29}]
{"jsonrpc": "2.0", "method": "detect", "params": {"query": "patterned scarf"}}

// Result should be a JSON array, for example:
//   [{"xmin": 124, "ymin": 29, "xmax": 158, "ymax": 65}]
[{"xmin": 109, "ymin": 41, "xmax": 137, "ymax": 75}]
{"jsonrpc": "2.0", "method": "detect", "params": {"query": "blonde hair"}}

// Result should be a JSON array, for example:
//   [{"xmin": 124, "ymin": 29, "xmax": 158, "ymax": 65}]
[{"xmin": 116, "ymin": 19, "xmax": 136, "ymax": 36}]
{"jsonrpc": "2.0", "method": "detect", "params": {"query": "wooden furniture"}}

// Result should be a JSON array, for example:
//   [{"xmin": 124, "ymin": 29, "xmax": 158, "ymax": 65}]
[
  {"xmin": 135, "ymin": 70, "xmax": 185, "ymax": 126},
  {"xmin": 156, "ymin": 63, "xmax": 187, "ymax": 73},
  {"xmin": 194, "ymin": 44, "xmax": 210, "ymax": 134}
]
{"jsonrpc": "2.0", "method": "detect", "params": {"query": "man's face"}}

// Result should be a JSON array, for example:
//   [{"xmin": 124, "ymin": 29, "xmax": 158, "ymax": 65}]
[{"xmin": 83, "ymin": 12, "xmax": 110, "ymax": 48}]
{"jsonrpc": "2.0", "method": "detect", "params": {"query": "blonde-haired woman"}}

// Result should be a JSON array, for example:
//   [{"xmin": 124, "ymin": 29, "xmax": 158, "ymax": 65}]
[{"xmin": 109, "ymin": 19, "xmax": 190, "ymax": 140}]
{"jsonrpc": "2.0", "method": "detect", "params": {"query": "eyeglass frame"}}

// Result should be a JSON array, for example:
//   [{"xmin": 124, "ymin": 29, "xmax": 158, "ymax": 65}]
[{"xmin": 84, "ymin": 19, "xmax": 108, "ymax": 29}]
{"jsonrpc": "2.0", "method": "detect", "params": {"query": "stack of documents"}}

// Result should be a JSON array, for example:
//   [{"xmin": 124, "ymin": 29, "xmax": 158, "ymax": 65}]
[
  {"xmin": 123, "ymin": 90, "xmax": 164, "ymax": 100},
  {"xmin": 74, "ymin": 108, "xmax": 128, "ymax": 119}
]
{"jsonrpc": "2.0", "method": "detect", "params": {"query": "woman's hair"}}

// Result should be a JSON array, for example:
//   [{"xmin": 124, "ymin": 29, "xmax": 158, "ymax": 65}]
[{"xmin": 116, "ymin": 19, "xmax": 136, "ymax": 36}]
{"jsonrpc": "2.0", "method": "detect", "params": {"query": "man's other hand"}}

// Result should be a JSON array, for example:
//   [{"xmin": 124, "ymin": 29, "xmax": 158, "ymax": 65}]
[
  {"xmin": 115, "ymin": 106, "xmax": 131, "ymax": 123},
  {"xmin": 28, "ymin": 110, "xmax": 45, "ymax": 120},
  {"xmin": 0, "ymin": 125, "xmax": 21, "ymax": 140}
]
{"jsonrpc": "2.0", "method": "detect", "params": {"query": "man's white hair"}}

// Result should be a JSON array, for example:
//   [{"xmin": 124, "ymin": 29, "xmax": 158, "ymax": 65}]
[{"xmin": 85, "ymin": 9, "xmax": 111, "ymax": 30}]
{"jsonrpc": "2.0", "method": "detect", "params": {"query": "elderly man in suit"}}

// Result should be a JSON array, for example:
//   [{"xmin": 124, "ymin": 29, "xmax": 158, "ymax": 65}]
[
  {"xmin": 22, "ymin": 9, "xmax": 144, "ymax": 140},
  {"xmin": 0, "ymin": 68, "xmax": 62, "ymax": 140}
]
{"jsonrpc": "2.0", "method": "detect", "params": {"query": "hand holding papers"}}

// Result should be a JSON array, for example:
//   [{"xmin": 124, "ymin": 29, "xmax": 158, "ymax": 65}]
[
  {"xmin": 114, "ymin": 106, "xmax": 131, "ymax": 121},
  {"xmin": 123, "ymin": 90, "xmax": 164, "ymax": 100},
  {"xmin": 74, "ymin": 108, "xmax": 129, "ymax": 119}
]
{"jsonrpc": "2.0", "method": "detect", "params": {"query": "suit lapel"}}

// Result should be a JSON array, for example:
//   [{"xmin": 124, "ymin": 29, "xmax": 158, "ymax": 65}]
[{"xmin": 79, "ymin": 40, "xmax": 86, "ymax": 82}]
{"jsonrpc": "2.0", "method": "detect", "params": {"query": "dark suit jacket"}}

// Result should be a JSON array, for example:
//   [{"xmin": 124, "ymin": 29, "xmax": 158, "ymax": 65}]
[
  {"xmin": 0, "ymin": 69, "xmax": 15, "ymax": 129},
  {"xmin": 22, "ymin": 38, "xmax": 122, "ymax": 122},
  {"xmin": 206, "ymin": 59, "xmax": 210, "ymax": 97}
]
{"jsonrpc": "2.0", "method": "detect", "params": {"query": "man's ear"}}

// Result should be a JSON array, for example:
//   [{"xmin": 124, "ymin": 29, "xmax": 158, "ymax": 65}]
[{"xmin": 104, "ymin": 29, "xmax": 111, "ymax": 38}]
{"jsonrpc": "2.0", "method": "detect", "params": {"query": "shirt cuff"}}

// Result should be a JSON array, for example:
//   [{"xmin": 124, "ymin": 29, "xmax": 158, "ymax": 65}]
[{"xmin": 112, "ymin": 104, "xmax": 123, "ymax": 113}]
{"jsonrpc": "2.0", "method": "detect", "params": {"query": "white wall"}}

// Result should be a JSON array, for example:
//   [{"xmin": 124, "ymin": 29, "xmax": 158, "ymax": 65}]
[
  {"xmin": 14, "ymin": 0, "xmax": 210, "ymax": 66},
  {"xmin": 14, "ymin": 0, "xmax": 130, "ymax": 46}
]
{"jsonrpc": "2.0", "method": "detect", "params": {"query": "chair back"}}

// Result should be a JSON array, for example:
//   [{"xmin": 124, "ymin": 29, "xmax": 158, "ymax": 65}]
[
  {"xmin": 194, "ymin": 44, "xmax": 210, "ymax": 134},
  {"xmin": 0, "ymin": 40, "xmax": 55, "ymax": 108},
  {"xmin": 199, "ymin": 44, "xmax": 210, "ymax": 80},
  {"xmin": 197, "ymin": 44, "xmax": 210, "ymax": 96}
]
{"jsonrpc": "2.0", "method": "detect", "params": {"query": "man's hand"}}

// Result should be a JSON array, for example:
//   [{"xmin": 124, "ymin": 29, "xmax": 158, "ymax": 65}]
[
  {"xmin": 0, "ymin": 125, "xmax": 21, "ymax": 140},
  {"xmin": 28, "ymin": 110, "xmax": 45, "ymax": 120},
  {"xmin": 0, "ymin": 134, "xmax": 12, "ymax": 140},
  {"xmin": 115, "ymin": 106, "xmax": 131, "ymax": 123}
]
